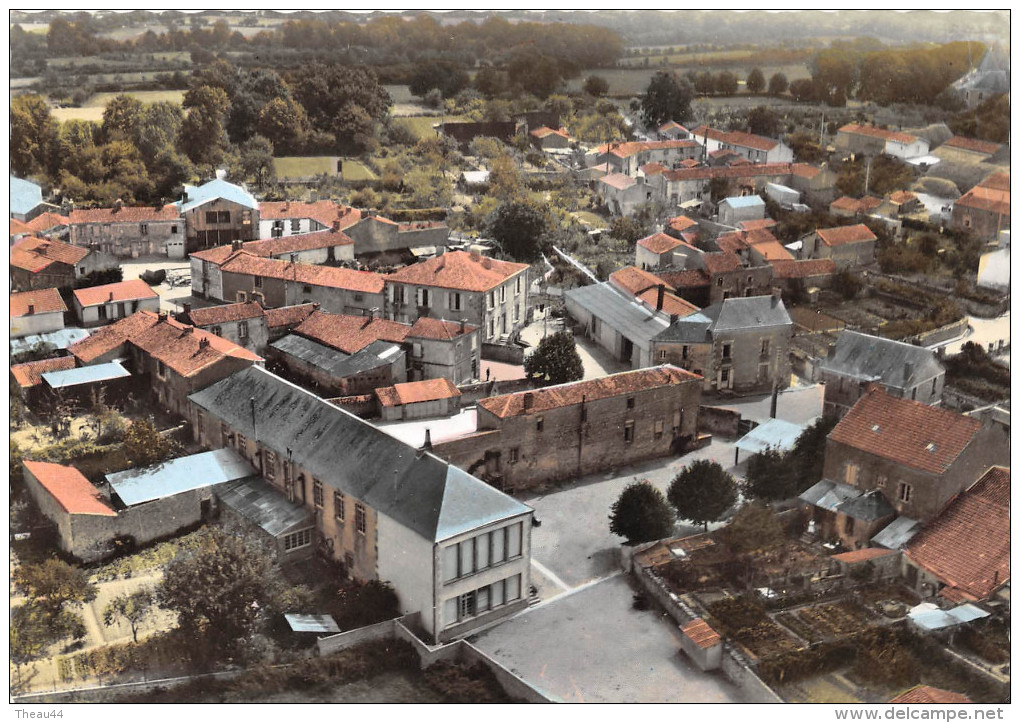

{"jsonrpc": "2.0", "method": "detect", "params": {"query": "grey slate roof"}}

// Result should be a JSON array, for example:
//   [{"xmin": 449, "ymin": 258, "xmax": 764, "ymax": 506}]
[
  {"xmin": 700, "ymin": 295, "xmax": 793, "ymax": 332},
  {"xmin": 653, "ymin": 312, "xmax": 713, "ymax": 344},
  {"xmin": 107, "ymin": 448, "xmax": 256, "ymax": 507},
  {"xmin": 271, "ymin": 334, "xmax": 402, "ymax": 379},
  {"xmin": 189, "ymin": 366, "xmax": 531, "ymax": 542},
  {"xmin": 837, "ymin": 489, "xmax": 895, "ymax": 522},
  {"xmin": 564, "ymin": 282, "xmax": 670, "ymax": 348},
  {"xmin": 818, "ymin": 330, "xmax": 944, "ymax": 389},
  {"xmin": 217, "ymin": 476, "xmax": 312, "ymax": 537}
]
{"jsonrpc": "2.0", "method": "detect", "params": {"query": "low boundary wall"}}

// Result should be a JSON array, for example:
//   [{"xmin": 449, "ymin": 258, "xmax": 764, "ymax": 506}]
[{"xmin": 699, "ymin": 405, "xmax": 742, "ymax": 438}]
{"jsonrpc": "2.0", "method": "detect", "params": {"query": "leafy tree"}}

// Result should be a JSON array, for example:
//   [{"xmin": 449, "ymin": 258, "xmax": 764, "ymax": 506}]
[
  {"xmin": 715, "ymin": 71, "xmax": 739, "ymax": 96},
  {"xmin": 789, "ymin": 415, "xmax": 838, "ymax": 487},
  {"xmin": 787, "ymin": 131, "xmax": 824, "ymax": 163},
  {"xmin": 468, "ymin": 136, "xmax": 508, "ymax": 160},
  {"xmin": 744, "ymin": 447, "xmax": 797, "ymax": 502},
  {"xmin": 788, "ymin": 78, "xmax": 817, "ymax": 102},
  {"xmin": 746, "ymin": 67, "xmax": 766, "ymax": 94},
  {"xmin": 487, "ymin": 154, "xmax": 525, "ymax": 201},
  {"xmin": 404, "ymin": 168, "xmax": 453, "ymax": 208},
  {"xmin": 226, "ymin": 67, "xmax": 290, "ymax": 144},
  {"xmin": 11, "ymin": 602, "xmax": 51, "ymax": 680},
  {"xmin": 640, "ymin": 71, "xmax": 694, "ymax": 126},
  {"xmin": 474, "ymin": 66, "xmax": 508, "ymax": 98},
  {"xmin": 11, "ymin": 93, "xmax": 59, "ymax": 177},
  {"xmin": 101, "ymin": 94, "xmax": 144, "ymax": 143},
  {"xmin": 409, "ymin": 60, "xmax": 470, "ymax": 100},
  {"xmin": 832, "ymin": 269, "xmax": 863, "ymax": 300},
  {"xmin": 13, "ymin": 559, "xmax": 97, "ymax": 612},
  {"xmin": 667, "ymin": 460, "xmax": 738, "ymax": 531},
  {"xmin": 692, "ymin": 71, "xmax": 715, "ymax": 96},
  {"xmin": 768, "ymin": 72, "xmax": 789, "ymax": 96},
  {"xmin": 486, "ymin": 199, "xmax": 548, "ymax": 262},
  {"xmin": 506, "ymin": 51, "xmax": 564, "ymax": 99},
  {"xmin": 234, "ymin": 135, "xmax": 276, "ymax": 191},
  {"xmin": 609, "ymin": 480, "xmax": 675, "ymax": 543},
  {"xmin": 180, "ymin": 85, "xmax": 230, "ymax": 166},
  {"xmin": 289, "ymin": 64, "xmax": 391, "ymax": 152},
  {"xmin": 524, "ymin": 331, "xmax": 584, "ymax": 385},
  {"xmin": 121, "ymin": 419, "xmax": 175, "ymax": 468},
  {"xmin": 746, "ymin": 106, "xmax": 781, "ymax": 138},
  {"xmin": 609, "ymin": 216, "xmax": 647, "ymax": 244},
  {"xmin": 157, "ymin": 529, "xmax": 270, "ymax": 657},
  {"xmin": 583, "ymin": 75, "xmax": 610, "ymax": 97},
  {"xmin": 256, "ymin": 97, "xmax": 308, "ymax": 156},
  {"xmin": 103, "ymin": 588, "xmax": 155, "ymax": 643},
  {"xmin": 721, "ymin": 503, "xmax": 786, "ymax": 554},
  {"xmin": 330, "ymin": 580, "xmax": 400, "ymax": 632}
]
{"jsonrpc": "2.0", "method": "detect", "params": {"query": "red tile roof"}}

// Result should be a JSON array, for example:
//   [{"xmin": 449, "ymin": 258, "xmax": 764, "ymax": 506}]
[
  {"xmin": 597, "ymin": 139, "xmax": 698, "ymax": 159},
  {"xmin": 830, "ymin": 196, "xmax": 882, "ymax": 214},
  {"xmin": 667, "ymin": 215, "xmax": 699, "ymax": 234},
  {"xmin": 955, "ymin": 184, "xmax": 1010, "ymax": 216},
  {"xmin": 905, "ymin": 466, "xmax": 1009, "ymax": 603},
  {"xmin": 386, "ymin": 251, "xmax": 528, "ymax": 293},
  {"xmin": 220, "ymin": 253, "xmax": 386, "ymax": 294},
  {"xmin": 701, "ymin": 251, "xmax": 744, "ymax": 274},
  {"xmin": 11, "ymin": 236, "xmax": 90, "ymax": 273},
  {"xmin": 10, "ymin": 219, "xmax": 33, "ymax": 236},
  {"xmin": 816, "ymin": 224, "xmax": 877, "ymax": 247},
  {"xmin": 600, "ymin": 173, "xmax": 637, "ymax": 191},
  {"xmin": 636, "ymin": 287, "xmax": 700, "ymax": 317},
  {"xmin": 829, "ymin": 387, "xmax": 983, "ymax": 475},
  {"xmin": 768, "ymin": 258, "xmax": 837, "ymax": 279},
  {"xmin": 750, "ymin": 240, "xmax": 794, "ymax": 261},
  {"xmin": 11, "ymin": 288, "xmax": 68, "ymax": 317},
  {"xmin": 73, "ymin": 279, "xmax": 158, "ymax": 308},
  {"xmin": 663, "ymin": 162, "xmax": 794, "ymax": 183},
  {"xmin": 977, "ymin": 172, "xmax": 1010, "ymax": 192},
  {"xmin": 678, "ymin": 158, "xmax": 701, "ymax": 169},
  {"xmin": 739, "ymin": 218, "xmax": 778, "ymax": 231},
  {"xmin": 295, "ymin": 311, "xmax": 410, "ymax": 354},
  {"xmin": 23, "ymin": 460, "xmax": 116, "ymax": 517},
  {"xmin": 838, "ymin": 123, "xmax": 919, "ymax": 145},
  {"xmin": 656, "ymin": 268, "xmax": 711, "ymax": 289},
  {"xmin": 609, "ymin": 266, "xmax": 676, "ymax": 295},
  {"xmin": 376, "ymin": 378, "xmax": 461, "ymax": 407},
  {"xmin": 188, "ymin": 301, "xmax": 265, "ymax": 327},
  {"xmin": 407, "ymin": 316, "xmax": 476, "ymax": 340},
  {"xmin": 681, "ymin": 618, "xmax": 722, "ymax": 649},
  {"xmin": 69, "ymin": 311, "xmax": 162, "ymax": 363},
  {"xmin": 263, "ymin": 303, "xmax": 318, "ymax": 329},
  {"xmin": 69, "ymin": 205, "xmax": 181, "ymax": 224},
  {"xmin": 241, "ymin": 229, "xmax": 354, "ymax": 257},
  {"xmin": 887, "ymin": 190, "xmax": 917, "ymax": 205},
  {"xmin": 942, "ymin": 136, "xmax": 1002, "ymax": 156},
  {"xmin": 258, "ymin": 200, "xmax": 361, "ymax": 229},
  {"xmin": 11, "ymin": 357, "xmax": 77, "ymax": 389},
  {"xmin": 68, "ymin": 311, "xmax": 261, "ymax": 373},
  {"xmin": 832, "ymin": 547, "xmax": 898, "ymax": 564},
  {"xmin": 691, "ymin": 125, "xmax": 781, "ymax": 152},
  {"xmin": 530, "ymin": 126, "xmax": 570, "ymax": 140},
  {"xmin": 792, "ymin": 163, "xmax": 822, "ymax": 179},
  {"xmin": 715, "ymin": 232, "xmax": 749, "ymax": 254},
  {"xmin": 640, "ymin": 162, "xmax": 668, "ymax": 176},
  {"xmin": 659, "ymin": 121, "xmax": 688, "ymax": 133},
  {"xmin": 24, "ymin": 212, "xmax": 70, "ymax": 232},
  {"xmin": 478, "ymin": 365, "xmax": 701, "ymax": 418},
  {"xmin": 889, "ymin": 686, "xmax": 972, "ymax": 705},
  {"xmin": 637, "ymin": 231, "xmax": 691, "ymax": 255}
]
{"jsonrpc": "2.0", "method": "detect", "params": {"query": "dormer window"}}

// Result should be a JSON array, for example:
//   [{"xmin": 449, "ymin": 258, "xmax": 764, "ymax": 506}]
[{"xmin": 925, "ymin": 442, "xmax": 937, "ymax": 453}]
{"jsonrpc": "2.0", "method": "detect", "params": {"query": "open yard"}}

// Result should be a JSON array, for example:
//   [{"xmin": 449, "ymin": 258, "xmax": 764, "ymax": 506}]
[{"xmin": 391, "ymin": 114, "xmax": 470, "ymax": 140}]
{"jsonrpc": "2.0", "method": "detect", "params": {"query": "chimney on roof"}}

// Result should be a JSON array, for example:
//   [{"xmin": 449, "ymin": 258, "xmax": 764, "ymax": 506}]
[
  {"xmin": 481, "ymin": 257, "xmax": 493, "ymax": 269},
  {"xmin": 290, "ymin": 253, "xmax": 298, "ymax": 265},
  {"xmin": 656, "ymin": 284, "xmax": 665, "ymax": 311},
  {"xmin": 369, "ymin": 307, "xmax": 378, "ymax": 320},
  {"xmin": 332, "ymin": 219, "xmax": 340, "ymax": 232},
  {"xmin": 232, "ymin": 240, "xmax": 242, "ymax": 251},
  {"xmin": 215, "ymin": 169, "xmax": 227, "ymax": 181},
  {"xmin": 312, "ymin": 303, "xmax": 320, "ymax": 309},
  {"xmin": 423, "ymin": 428, "xmax": 432, "ymax": 450},
  {"xmin": 459, "ymin": 318, "xmax": 466, "ymax": 334},
  {"xmin": 108, "ymin": 292, "xmax": 114, "ymax": 303},
  {"xmin": 903, "ymin": 361, "xmax": 913, "ymax": 383},
  {"xmin": 113, "ymin": 199, "xmax": 123, "ymax": 212},
  {"xmin": 158, "ymin": 311, "xmax": 168, "ymax": 321},
  {"xmin": 181, "ymin": 302, "xmax": 192, "ymax": 316},
  {"xmin": 198, "ymin": 336, "xmax": 210, "ymax": 349},
  {"xmin": 182, "ymin": 326, "xmax": 194, "ymax": 335},
  {"xmin": 771, "ymin": 287, "xmax": 782, "ymax": 306},
  {"xmin": 27, "ymin": 304, "xmax": 34, "ymax": 315},
  {"xmin": 523, "ymin": 392, "xmax": 534, "ymax": 411}
]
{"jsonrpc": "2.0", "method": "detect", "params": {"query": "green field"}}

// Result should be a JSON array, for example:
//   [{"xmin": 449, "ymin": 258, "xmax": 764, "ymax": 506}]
[
  {"xmin": 273, "ymin": 156, "xmax": 378, "ymax": 181},
  {"xmin": 50, "ymin": 89, "xmax": 187, "ymax": 123}
]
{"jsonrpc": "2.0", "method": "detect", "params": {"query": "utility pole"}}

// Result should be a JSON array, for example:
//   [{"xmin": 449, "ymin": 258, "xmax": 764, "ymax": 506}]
[{"xmin": 864, "ymin": 157, "xmax": 872, "ymax": 196}]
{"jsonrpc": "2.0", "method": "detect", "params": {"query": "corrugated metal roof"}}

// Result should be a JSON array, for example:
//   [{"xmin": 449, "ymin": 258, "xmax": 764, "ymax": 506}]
[
  {"xmin": 179, "ymin": 178, "xmax": 257, "ymax": 213},
  {"xmin": 284, "ymin": 614, "xmax": 341, "ymax": 634},
  {"xmin": 42, "ymin": 361, "xmax": 131, "ymax": 389},
  {"xmin": 565, "ymin": 282, "xmax": 670, "ymax": 348},
  {"xmin": 189, "ymin": 366, "xmax": 531, "ymax": 542},
  {"xmin": 10, "ymin": 328, "xmax": 90, "ymax": 354},
  {"xmin": 721, "ymin": 195, "xmax": 765, "ymax": 208},
  {"xmin": 217, "ymin": 476, "xmax": 313, "ymax": 537},
  {"xmin": 106, "ymin": 448, "xmax": 256, "ymax": 507},
  {"xmin": 838, "ymin": 489, "xmax": 895, "ymax": 522},
  {"xmin": 734, "ymin": 418, "xmax": 804, "ymax": 454},
  {"xmin": 908, "ymin": 602, "xmax": 989, "ymax": 630},
  {"xmin": 799, "ymin": 479, "xmax": 861, "ymax": 512},
  {"xmin": 871, "ymin": 516, "xmax": 921, "ymax": 550}
]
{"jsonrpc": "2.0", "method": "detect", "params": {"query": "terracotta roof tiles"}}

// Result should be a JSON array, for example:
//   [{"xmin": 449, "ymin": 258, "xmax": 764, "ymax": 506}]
[
  {"xmin": 187, "ymin": 301, "xmax": 265, "ymax": 327},
  {"xmin": 22, "ymin": 460, "xmax": 116, "ymax": 516},
  {"xmin": 637, "ymin": 232, "xmax": 691, "ymax": 255},
  {"xmin": 768, "ymin": 258, "xmax": 837, "ymax": 279},
  {"xmin": 597, "ymin": 139, "xmax": 698, "ymax": 159},
  {"xmin": 11, "ymin": 288, "xmax": 68, "ymax": 317},
  {"xmin": 663, "ymin": 163, "xmax": 794, "ymax": 183},
  {"xmin": 376, "ymin": 378, "xmax": 461, "ymax": 407},
  {"xmin": 739, "ymin": 218, "xmax": 778, "ymax": 231},
  {"xmin": 478, "ymin": 365, "xmax": 701, "ymax": 418},
  {"xmin": 609, "ymin": 266, "xmax": 676, "ymax": 295},
  {"xmin": 667, "ymin": 215, "xmax": 699, "ymax": 234},
  {"xmin": 385, "ymin": 251, "xmax": 528, "ymax": 293},
  {"xmin": 24, "ymin": 212, "xmax": 70, "ymax": 232},
  {"xmin": 11, "ymin": 236, "xmax": 90, "ymax": 272},
  {"xmin": 828, "ymin": 387, "xmax": 983, "ymax": 475},
  {"xmin": 889, "ymin": 686, "xmax": 972, "ymax": 705},
  {"xmin": 69, "ymin": 310, "xmax": 162, "ymax": 363},
  {"xmin": 955, "ymin": 183, "xmax": 1010, "ymax": 216},
  {"xmin": 941, "ymin": 136, "xmax": 1001, "ymax": 156},
  {"xmin": 73, "ymin": 279, "xmax": 157, "ymax": 308},
  {"xmin": 408, "ymin": 316, "xmax": 476, "ymax": 340},
  {"xmin": 690, "ymin": 125, "xmax": 781, "ymax": 152},
  {"xmin": 295, "ymin": 311, "xmax": 410, "ymax": 354},
  {"xmin": 69, "ymin": 205, "xmax": 181, "ymax": 224},
  {"xmin": 838, "ymin": 123, "xmax": 919, "ymax": 145},
  {"xmin": 656, "ymin": 268, "xmax": 711, "ymax": 289},
  {"xmin": 258, "ymin": 201, "xmax": 361, "ymax": 229},
  {"xmin": 701, "ymin": 251, "xmax": 744, "ymax": 274},
  {"xmin": 681, "ymin": 618, "xmax": 722, "ymax": 649},
  {"xmin": 905, "ymin": 466, "xmax": 1009, "ymax": 602},
  {"xmin": 816, "ymin": 224, "xmax": 878, "ymax": 247},
  {"xmin": 264, "ymin": 303, "xmax": 318, "ymax": 329},
  {"xmin": 241, "ymin": 229, "xmax": 354, "ymax": 257},
  {"xmin": 832, "ymin": 547, "xmax": 898, "ymax": 564},
  {"xmin": 220, "ymin": 253, "xmax": 385, "ymax": 294},
  {"xmin": 11, "ymin": 357, "xmax": 77, "ymax": 389}
]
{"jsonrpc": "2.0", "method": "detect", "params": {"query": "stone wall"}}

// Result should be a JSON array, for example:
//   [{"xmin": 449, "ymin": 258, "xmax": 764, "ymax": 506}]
[
  {"xmin": 481, "ymin": 342, "xmax": 525, "ymax": 365},
  {"xmin": 457, "ymin": 378, "xmax": 534, "ymax": 406},
  {"xmin": 698, "ymin": 405, "xmax": 742, "ymax": 437}
]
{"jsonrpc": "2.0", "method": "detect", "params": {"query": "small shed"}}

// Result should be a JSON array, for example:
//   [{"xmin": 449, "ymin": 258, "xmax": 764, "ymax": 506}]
[
  {"xmin": 376, "ymin": 378, "xmax": 462, "ymax": 421},
  {"xmin": 41, "ymin": 360, "xmax": 134, "ymax": 405},
  {"xmin": 733, "ymin": 418, "xmax": 805, "ymax": 464},
  {"xmin": 764, "ymin": 182, "xmax": 801, "ymax": 208},
  {"xmin": 718, "ymin": 195, "xmax": 765, "ymax": 226},
  {"xmin": 284, "ymin": 614, "xmax": 341, "ymax": 635},
  {"xmin": 830, "ymin": 547, "xmax": 901, "ymax": 579},
  {"xmin": 680, "ymin": 617, "xmax": 723, "ymax": 671}
]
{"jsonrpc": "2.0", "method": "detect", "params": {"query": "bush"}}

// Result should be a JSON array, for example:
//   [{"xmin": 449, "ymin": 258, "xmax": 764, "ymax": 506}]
[
  {"xmin": 423, "ymin": 662, "xmax": 511, "ymax": 703},
  {"xmin": 832, "ymin": 269, "xmax": 863, "ymax": 300}
]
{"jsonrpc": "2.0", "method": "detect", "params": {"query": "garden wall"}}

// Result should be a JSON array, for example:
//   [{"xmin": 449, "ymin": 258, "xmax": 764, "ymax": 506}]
[
  {"xmin": 906, "ymin": 318, "xmax": 969, "ymax": 347},
  {"xmin": 481, "ymin": 342, "xmax": 525, "ymax": 365},
  {"xmin": 457, "ymin": 378, "xmax": 534, "ymax": 406},
  {"xmin": 699, "ymin": 405, "xmax": 742, "ymax": 438}
]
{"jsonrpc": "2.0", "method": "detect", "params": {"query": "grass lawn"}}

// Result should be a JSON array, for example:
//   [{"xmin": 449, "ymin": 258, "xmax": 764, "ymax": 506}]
[
  {"xmin": 88, "ymin": 90, "xmax": 187, "ymax": 106},
  {"xmin": 51, "ymin": 106, "xmax": 108, "ymax": 123},
  {"xmin": 391, "ymin": 115, "xmax": 470, "ymax": 140},
  {"xmin": 571, "ymin": 211, "xmax": 609, "ymax": 229},
  {"xmin": 273, "ymin": 156, "xmax": 377, "ymax": 181}
]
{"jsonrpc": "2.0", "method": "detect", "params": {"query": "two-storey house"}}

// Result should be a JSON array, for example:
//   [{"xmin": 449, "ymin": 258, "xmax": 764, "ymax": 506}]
[{"xmin": 69, "ymin": 204, "xmax": 184, "ymax": 258}]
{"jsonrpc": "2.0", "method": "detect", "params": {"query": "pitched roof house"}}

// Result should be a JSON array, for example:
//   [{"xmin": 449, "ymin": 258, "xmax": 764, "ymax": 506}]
[
  {"xmin": 10, "ymin": 288, "xmax": 68, "ymax": 339},
  {"xmin": 803, "ymin": 224, "xmax": 878, "ymax": 268},
  {"xmin": 72, "ymin": 279, "xmax": 161, "ymax": 327}
]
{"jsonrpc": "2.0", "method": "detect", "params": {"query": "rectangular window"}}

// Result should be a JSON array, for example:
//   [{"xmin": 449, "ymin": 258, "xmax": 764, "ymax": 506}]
[
  {"xmin": 291, "ymin": 219, "xmax": 301, "ymax": 232},
  {"xmin": 720, "ymin": 368, "xmax": 730, "ymax": 383},
  {"xmin": 459, "ymin": 538, "xmax": 475, "ymax": 577},
  {"xmin": 238, "ymin": 321, "xmax": 249, "ymax": 339},
  {"xmin": 507, "ymin": 574, "xmax": 521, "ymax": 601},
  {"xmin": 654, "ymin": 420, "xmax": 664, "ymax": 440},
  {"xmin": 492, "ymin": 526, "xmax": 506, "ymax": 562},
  {"xmin": 488, "ymin": 291, "xmax": 495, "ymax": 309},
  {"xmin": 206, "ymin": 211, "xmax": 219, "ymax": 224},
  {"xmin": 221, "ymin": 423, "xmax": 231, "ymax": 447},
  {"xmin": 476, "ymin": 532, "xmax": 490, "ymax": 569},
  {"xmin": 344, "ymin": 552, "xmax": 355, "ymax": 573},
  {"xmin": 459, "ymin": 590, "xmax": 477, "ymax": 619},
  {"xmin": 931, "ymin": 378, "xmax": 938, "ymax": 395},
  {"xmin": 421, "ymin": 288, "xmax": 430, "ymax": 307},
  {"xmin": 334, "ymin": 491, "xmax": 345, "ymax": 521},
  {"xmin": 500, "ymin": 286, "xmax": 506, "ymax": 303},
  {"xmin": 536, "ymin": 417, "xmax": 544, "ymax": 433},
  {"xmin": 682, "ymin": 345, "xmax": 689, "ymax": 360},
  {"xmin": 211, "ymin": 325, "xmax": 222, "ymax": 336},
  {"xmin": 283, "ymin": 528, "xmax": 313, "ymax": 551},
  {"xmin": 236, "ymin": 291, "xmax": 248, "ymax": 302},
  {"xmin": 443, "ymin": 545, "xmax": 459, "ymax": 583},
  {"xmin": 264, "ymin": 449, "xmax": 277, "ymax": 480},
  {"xmin": 626, "ymin": 396, "xmax": 635, "ymax": 409},
  {"xmin": 98, "ymin": 305, "xmax": 108, "ymax": 320},
  {"xmin": 156, "ymin": 360, "xmax": 166, "ymax": 379},
  {"xmin": 254, "ymin": 276, "xmax": 263, "ymax": 288},
  {"xmin": 235, "ymin": 433, "xmax": 247, "ymax": 455},
  {"xmin": 876, "ymin": 475, "xmax": 888, "ymax": 490},
  {"xmin": 624, "ymin": 421, "xmax": 635, "ymax": 443},
  {"xmin": 491, "ymin": 578, "xmax": 505, "ymax": 607},
  {"xmin": 898, "ymin": 483, "xmax": 912, "ymax": 503},
  {"xmin": 659, "ymin": 349, "xmax": 667, "ymax": 360},
  {"xmin": 508, "ymin": 447, "xmax": 519, "ymax": 464},
  {"xmin": 355, "ymin": 502, "xmax": 366, "ymax": 533},
  {"xmin": 219, "ymin": 210, "xmax": 231, "ymax": 223},
  {"xmin": 489, "ymin": 319, "xmax": 495, "ymax": 338},
  {"xmin": 450, "ymin": 292, "xmax": 461, "ymax": 311},
  {"xmin": 313, "ymin": 479, "xmax": 323, "ymax": 508},
  {"xmin": 761, "ymin": 338, "xmax": 770, "ymax": 356},
  {"xmin": 507, "ymin": 522, "xmax": 522, "ymax": 558},
  {"xmin": 477, "ymin": 585, "xmax": 490, "ymax": 613},
  {"xmin": 845, "ymin": 463, "xmax": 859, "ymax": 486},
  {"xmin": 140, "ymin": 223, "xmax": 148, "ymax": 235},
  {"xmin": 845, "ymin": 516, "xmax": 855, "ymax": 535},
  {"xmin": 722, "ymin": 343, "xmax": 732, "ymax": 359},
  {"xmin": 171, "ymin": 225, "xmax": 178, "ymax": 234}
]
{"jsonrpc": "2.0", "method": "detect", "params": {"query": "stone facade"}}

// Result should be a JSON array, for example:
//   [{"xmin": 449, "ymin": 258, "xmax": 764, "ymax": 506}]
[{"xmin": 70, "ymin": 216, "xmax": 183, "ymax": 258}]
